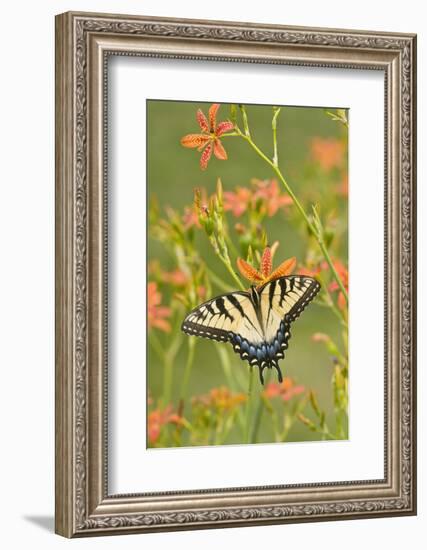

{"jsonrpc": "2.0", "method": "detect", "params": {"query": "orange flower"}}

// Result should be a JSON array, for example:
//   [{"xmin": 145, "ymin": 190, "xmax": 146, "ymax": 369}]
[
  {"xmin": 197, "ymin": 285, "xmax": 207, "ymax": 300},
  {"xmin": 237, "ymin": 245, "xmax": 296, "ymax": 289},
  {"xmin": 182, "ymin": 206, "xmax": 200, "ymax": 229},
  {"xmin": 149, "ymin": 261, "xmax": 190, "ymax": 288},
  {"xmin": 310, "ymin": 137, "xmax": 345, "ymax": 171},
  {"xmin": 223, "ymin": 186, "xmax": 252, "ymax": 217},
  {"xmin": 161, "ymin": 269, "xmax": 189, "ymax": 287},
  {"xmin": 327, "ymin": 259, "xmax": 348, "ymax": 291},
  {"xmin": 181, "ymin": 104, "xmax": 234, "ymax": 170},
  {"xmin": 147, "ymin": 281, "xmax": 172, "ymax": 332},
  {"xmin": 223, "ymin": 179, "xmax": 292, "ymax": 218},
  {"xmin": 297, "ymin": 264, "xmax": 322, "ymax": 278},
  {"xmin": 193, "ymin": 386, "xmax": 246, "ymax": 412},
  {"xmin": 147, "ymin": 405, "xmax": 183, "ymax": 444},
  {"xmin": 263, "ymin": 378, "xmax": 305, "ymax": 401},
  {"xmin": 299, "ymin": 260, "xmax": 347, "ymax": 311},
  {"xmin": 210, "ymin": 387, "xmax": 246, "ymax": 410},
  {"xmin": 252, "ymin": 179, "xmax": 292, "ymax": 216},
  {"xmin": 325, "ymin": 259, "xmax": 348, "ymax": 311}
]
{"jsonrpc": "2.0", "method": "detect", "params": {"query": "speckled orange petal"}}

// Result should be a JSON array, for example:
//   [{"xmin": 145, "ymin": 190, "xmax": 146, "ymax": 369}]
[
  {"xmin": 267, "ymin": 256, "xmax": 296, "ymax": 281},
  {"xmin": 197, "ymin": 109, "xmax": 209, "ymax": 132},
  {"xmin": 216, "ymin": 120, "xmax": 234, "ymax": 137},
  {"xmin": 209, "ymin": 103, "xmax": 220, "ymax": 132},
  {"xmin": 213, "ymin": 139, "xmax": 227, "ymax": 160},
  {"xmin": 200, "ymin": 142, "xmax": 213, "ymax": 170},
  {"xmin": 197, "ymin": 139, "xmax": 211, "ymax": 152},
  {"xmin": 260, "ymin": 247, "xmax": 272, "ymax": 278},
  {"xmin": 181, "ymin": 134, "xmax": 210, "ymax": 149},
  {"xmin": 237, "ymin": 258, "xmax": 263, "ymax": 283}
]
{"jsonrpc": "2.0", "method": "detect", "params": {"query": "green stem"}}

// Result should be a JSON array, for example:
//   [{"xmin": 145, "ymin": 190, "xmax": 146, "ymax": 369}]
[
  {"xmin": 318, "ymin": 240, "xmax": 348, "ymax": 303},
  {"xmin": 179, "ymin": 337, "xmax": 196, "ymax": 406},
  {"xmin": 322, "ymin": 281, "xmax": 348, "ymax": 328},
  {"xmin": 321, "ymin": 425, "xmax": 339, "ymax": 440},
  {"xmin": 218, "ymin": 254, "xmax": 246, "ymax": 291},
  {"xmin": 215, "ymin": 347, "xmax": 245, "ymax": 433},
  {"xmin": 149, "ymin": 330, "xmax": 165, "ymax": 361},
  {"xmin": 250, "ymin": 369, "xmax": 272, "ymax": 443},
  {"xmin": 318, "ymin": 299, "xmax": 348, "ymax": 328},
  {"xmin": 232, "ymin": 111, "xmax": 348, "ymax": 304},
  {"xmin": 216, "ymin": 346, "xmax": 235, "ymax": 388},
  {"xmin": 219, "ymin": 132, "xmax": 240, "ymax": 138},
  {"xmin": 205, "ymin": 234, "xmax": 245, "ymax": 292},
  {"xmin": 205, "ymin": 267, "xmax": 235, "ymax": 293},
  {"xmin": 244, "ymin": 367, "xmax": 255, "ymax": 443},
  {"xmin": 281, "ymin": 413, "xmax": 294, "ymax": 442},
  {"xmin": 224, "ymin": 231, "xmax": 239, "ymax": 258},
  {"xmin": 239, "ymin": 104, "xmax": 251, "ymax": 137},
  {"xmin": 161, "ymin": 330, "xmax": 181, "ymax": 406},
  {"xmin": 162, "ymin": 355, "xmax": 173, "ymax": 406},
  {"xmin": 218, "ymin": 414, "xmax": 237, "ymax": 445},
  {"xmin": 272, "ymin": 106, "xmax": 281, "ymax": 166}
]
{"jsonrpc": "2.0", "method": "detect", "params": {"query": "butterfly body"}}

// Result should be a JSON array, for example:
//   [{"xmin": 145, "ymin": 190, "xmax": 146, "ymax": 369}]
[{"xmin": 181, "ymin": 275, "xmax": 320, "ymax": 384}]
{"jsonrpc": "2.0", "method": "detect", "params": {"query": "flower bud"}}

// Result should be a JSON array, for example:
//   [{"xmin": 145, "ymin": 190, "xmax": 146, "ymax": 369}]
[{"xmin": 297, "ymin": 413, "xmax": 316, "ymax": 431}]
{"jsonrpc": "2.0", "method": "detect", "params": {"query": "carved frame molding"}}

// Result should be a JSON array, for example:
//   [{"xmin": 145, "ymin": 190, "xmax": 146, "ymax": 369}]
[{"xmin": 55, "ymin": 11, "xmax": 416, "ymax": 537}]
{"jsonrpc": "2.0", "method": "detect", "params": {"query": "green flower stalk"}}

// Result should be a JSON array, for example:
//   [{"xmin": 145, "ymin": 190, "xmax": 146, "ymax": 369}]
[
  {"xmin": 195, "ymin": 181, "xmax": 246, "ymax": 291},
  {"xmin": 224, "ymin": 104, "xmax": 348, "ymax": 304}
]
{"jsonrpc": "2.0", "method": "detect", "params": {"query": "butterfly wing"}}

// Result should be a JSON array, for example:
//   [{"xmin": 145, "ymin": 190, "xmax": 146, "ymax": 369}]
[
  {"xmin": 181, "ymin": 276, "xmax": 320, "ymax": 385},
  {"xmin": 181, "ymin": 292, "xmax": 263, "ymax": 342},
  {"xmin": 181, "ymin": 291, "xmax": 265, "ymax": 362},
  {"xmin": 258, "ymin": 275, "xmax": 321, "ymax": 366}
]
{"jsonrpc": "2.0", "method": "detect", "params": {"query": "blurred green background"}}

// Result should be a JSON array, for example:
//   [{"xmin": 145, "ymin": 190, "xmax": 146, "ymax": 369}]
[{"xmin": 147, "ymin": 100, "xmax": 348, "ymax": 445}]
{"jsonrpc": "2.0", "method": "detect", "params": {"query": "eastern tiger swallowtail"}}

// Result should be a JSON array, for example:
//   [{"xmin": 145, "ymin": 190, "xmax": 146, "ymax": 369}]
[{"xmin": 181, "ymin": 275, "xmax": 320, "ymax": 384}]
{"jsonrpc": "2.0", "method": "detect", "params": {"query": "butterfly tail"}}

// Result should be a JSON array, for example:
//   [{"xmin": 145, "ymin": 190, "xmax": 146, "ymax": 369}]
[
  {"xmin": 271, "ymin": 359, "xmax": 283, "ymax": 383},
  {"xmin": 258, "ymin": 360, "xmax": 283, "ymax": 385}
]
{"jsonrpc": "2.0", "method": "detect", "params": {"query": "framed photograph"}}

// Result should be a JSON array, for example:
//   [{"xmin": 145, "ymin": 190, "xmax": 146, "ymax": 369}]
[{"xmin": 55, "ymin": 11, "xmax": 417, "ymax": 537}]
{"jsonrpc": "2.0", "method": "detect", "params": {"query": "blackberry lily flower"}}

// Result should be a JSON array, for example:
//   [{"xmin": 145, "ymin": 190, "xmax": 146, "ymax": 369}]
[
  {"xmin": 181, "ymin": 103, "xmax": 234, "ymax": 170},
  {"xmin": 237, "ymin": 246, "xmax": 296, "ymax": 290}
]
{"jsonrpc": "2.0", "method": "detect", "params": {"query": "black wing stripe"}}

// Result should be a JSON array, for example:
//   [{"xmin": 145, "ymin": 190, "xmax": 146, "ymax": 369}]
[
  {"xmin": 286, "ymin": 278, "xmax": 321, "ymax": 322},
  {"xmin": 215, "ymin": 296, "xmax": 234, "ymax": 322},
  {"xmin": 278, "ymin": 277, "xmax": 287, "ymax": 307},
  {"xmin": 268, "ymin": 279, "xmax": 276, "ymax": 308},
  {"xmin": 225, "ymin": 294, "xmax": 245, "ymax": 317},
  {"xmin": 266, "ymin": 279, "xmax": 277, "ymax": 325},
  {"xmin": 225, "ymin": 294, "xmax": 263, "ymax": 337},
  {"xmin": 205, "ymin": 302, "xmax": 216, "ymax": 317},
  {"xmin": 181, "ymin": 277, "xmax": 321, "ymax": 380}
]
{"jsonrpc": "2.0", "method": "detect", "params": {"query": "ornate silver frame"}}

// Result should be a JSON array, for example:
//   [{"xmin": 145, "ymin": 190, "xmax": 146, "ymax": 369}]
[{"xmin": 55, "ymin": 11, "xmax": 417, "ymax": 537}]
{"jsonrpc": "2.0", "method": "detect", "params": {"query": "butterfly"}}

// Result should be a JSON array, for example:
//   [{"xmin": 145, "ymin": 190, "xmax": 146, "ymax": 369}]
[{"xmin": 181, "ymin": 275, "xmax": 320, "ymax": 384}]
